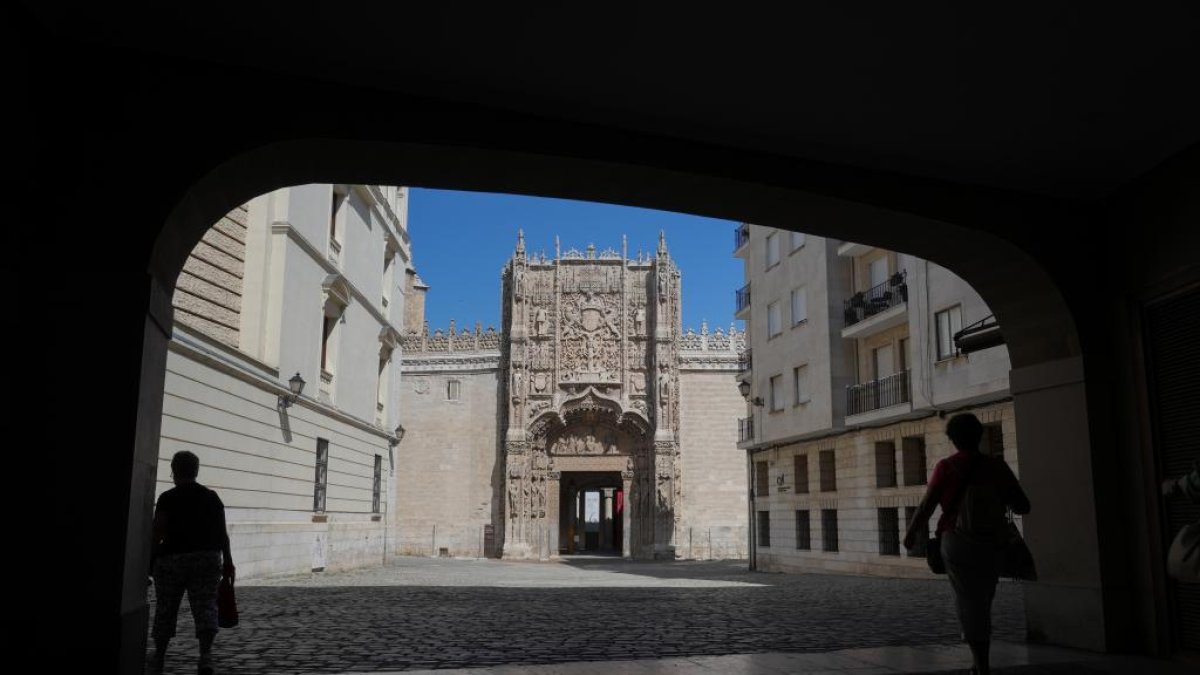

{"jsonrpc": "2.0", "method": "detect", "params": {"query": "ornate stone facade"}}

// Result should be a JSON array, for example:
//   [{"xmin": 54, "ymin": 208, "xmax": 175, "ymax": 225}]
[{"xmin": 399, "ymin": 231, "xmax": 747, "ymax": 560}]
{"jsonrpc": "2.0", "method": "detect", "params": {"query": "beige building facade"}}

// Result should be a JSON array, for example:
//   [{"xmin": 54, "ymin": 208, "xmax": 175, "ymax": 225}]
[
  {"xmin": 161, "ymin": 184, "xmax": 411, "ymax": 579},
  {"xmin": 734, "ymin": 224, "xmax": 1018, "ymax": 578},
  {"xmin": 398, "ymin": 233, "xmax": 748, "ymax": 560}
]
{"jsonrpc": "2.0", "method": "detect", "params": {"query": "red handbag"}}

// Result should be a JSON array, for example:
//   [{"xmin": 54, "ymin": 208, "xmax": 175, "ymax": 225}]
[{"xmin": 217, "ymin": 575, "xmax": 239, "ymax": 628}]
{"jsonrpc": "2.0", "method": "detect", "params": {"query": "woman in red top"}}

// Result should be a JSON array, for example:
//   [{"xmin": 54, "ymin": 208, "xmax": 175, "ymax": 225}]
[{"xmin": 904, "ymin": 413, "xmax": 1030, "ymax": 675}]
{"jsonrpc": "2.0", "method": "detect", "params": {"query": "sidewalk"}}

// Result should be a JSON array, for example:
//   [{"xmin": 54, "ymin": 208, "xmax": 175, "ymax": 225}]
[{"xmin": 358, "ymin": 642, "xmax": 1199, "ymax": 674}]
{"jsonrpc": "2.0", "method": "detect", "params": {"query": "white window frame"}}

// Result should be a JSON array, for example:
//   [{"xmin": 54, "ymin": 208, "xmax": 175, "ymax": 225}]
[
  {"xmin": 935, "ymin": 305, "xmax": 964, "ymax": 361},
  {"xmin": 769, "ymin": 374, "xmax": 784, "ymax": 412},
  {"xmin": 767, "ymin": 300, "xmax": 782, "ymax": 338},
  {"xmin": 793, "ymin": 364, "xmax": 809, "ymax": 405},
  {"xmin": 446, "ymin": 379, "xmax": 461, "ymax": 401},
  {"xmin": 766, "ymin": 232, "xmax": 781, "ymax": 269},
  {"xmin": 790, "ymin": 231, "xmax": 806, "ymax": 252},
  {"xmin": 791, "ymin": 287, "xmax": 807, "ymax": 326}
]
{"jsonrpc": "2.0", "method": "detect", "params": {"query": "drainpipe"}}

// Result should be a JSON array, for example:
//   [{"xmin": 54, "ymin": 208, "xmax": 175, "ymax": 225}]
[{"xmin": 747, "ymin": 448, "xmax": 756, "ymax": 571}]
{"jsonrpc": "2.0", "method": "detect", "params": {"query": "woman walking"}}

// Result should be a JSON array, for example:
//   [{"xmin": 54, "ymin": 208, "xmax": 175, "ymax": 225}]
[
  {"xmin": 148, "ymin": 450, "xmax": 235, "ymax": 675},
  {"xmin": 904, "ymin": 413, "xmax": 1030, "ymax": 675}
]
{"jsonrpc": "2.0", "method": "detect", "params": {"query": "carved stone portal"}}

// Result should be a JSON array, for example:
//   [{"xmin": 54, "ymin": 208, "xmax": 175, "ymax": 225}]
[{"xmin": 501, "ymin": 233, "xmax": 681, "ymax": 560}]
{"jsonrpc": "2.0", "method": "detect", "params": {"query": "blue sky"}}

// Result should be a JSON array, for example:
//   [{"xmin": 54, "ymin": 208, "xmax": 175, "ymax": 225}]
[{"xmin": 407, "ymin": 188, "xmax": 744, "ymax": 333}]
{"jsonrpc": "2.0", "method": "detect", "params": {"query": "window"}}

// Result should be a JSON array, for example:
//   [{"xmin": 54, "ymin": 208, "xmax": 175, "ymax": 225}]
[
  {"xmin": 821, "ymin": 509, "xmax": 839, "ymax": 552},
  {"xmin": 769, "ymin": 374, "xmax": 784, "ymax": 412},
  {"xmin": 793, "ymin": 365, "xmax": 808, "ymax": 405},
  {"xmin": 793, "ymin": 454, "xmax": 809, "ymax": 494},
  {"xmin": 766, "ymin": 232, "xmax": 780, "ymax": 268},
  {"xmin": 878, "ymin": 508, "xmax": 901, "ymax": 556},
  {"xmin": 899, "ymin": 337, "xmax": 911, "ymax": 372},
  {"xmin": 313, "ymin": 438, "xmax": 329, "ymax": 512},
  {"xmin": 819, "ymin": 449, "xmax": 837, "ymax": 492},
  {"xmin": 757, "ymin": 511, "xmax": 772, "ymax": 547},
  {"xmin": 446, "ymin": 379, "xmax": 461, "ymax": 401},
  {"xmin": 981, "ymin": 423, "xmax": 1005, "ymax": 457},
  {"xmin": 936, "ymin": 305, "xmax": 963, "ymax": 360},
  {"xmin": 767, "ymin": 301, "xmax": 782, "ymax": 337},
  {"xmin": 905, "ymin": 506, "xmax": 929, "ymax": 557},
  {"xmin": 790, "ymin": 231, "xmax": 806, "ymax": 251},
  {"xmin": 372, "ymin": 454, "xmax": 382, "ymax": 513},
  {"xmin": 795, "ymin": 510, "xmax": 811, "ymax": 550},
  {"xmin": 330, "ymin": 188, "xmax": 346, "ymax": 243},
  {"xmin": 875, "ymin": 441, "xmax": 897, "ymax": 488},
  {"xmin": 377, "ymin": 350, "xmax": 391, "ymax": 413},
  {"xmin": 755, "ymin": 461, "xmax": 770, "ymax": 498},
  {"xmin": 869, "ymin": 256, "xmax": 888, "ymax": 289},
  {"xmin": 902, "ymin": 436, "xmax": 928, "ymax": 485},
  {"xmin": 872, "ymin": 344, "xmax": 894, "ymax": 380},
  {"xmin": 791, "ymin": 287, "xmax": 807, "ymax": 325},
  {"xmin": 320, "ymin": 315, "xmax": 337, "ymax": 372}
]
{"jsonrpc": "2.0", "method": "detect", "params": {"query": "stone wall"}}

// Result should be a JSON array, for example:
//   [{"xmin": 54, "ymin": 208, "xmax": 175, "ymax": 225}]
[
  {"xmin": 395, "ymin": 363, "xmax": 502, "ymax": 557},
  {"xmin": 678, "ymin": 368, "xmax": 749, "ymax": 559},
  {"xmin": 752, "ymin": 400, "xmax": 1017, "ymax": 578},
  {"xmin": 173, "ymin": 204, "xmax": 246, "ymax": 347}
]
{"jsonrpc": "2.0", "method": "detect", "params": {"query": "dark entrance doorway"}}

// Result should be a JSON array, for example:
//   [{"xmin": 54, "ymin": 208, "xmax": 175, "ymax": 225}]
[{"xmin": 560, "ymin": 472, "xmax": 624, "ymax": 555}]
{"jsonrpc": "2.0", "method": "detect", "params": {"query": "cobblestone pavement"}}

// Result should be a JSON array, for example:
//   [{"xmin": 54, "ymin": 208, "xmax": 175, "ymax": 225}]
[{"xmin": 149, "ymin": 556, "xmax": 1026, "ymax": 674}]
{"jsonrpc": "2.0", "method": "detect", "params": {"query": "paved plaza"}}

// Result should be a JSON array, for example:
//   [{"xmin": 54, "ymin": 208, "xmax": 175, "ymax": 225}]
[{"xmin": 148, "ymin": 557, "xmax": 1195, "ymax": 674}]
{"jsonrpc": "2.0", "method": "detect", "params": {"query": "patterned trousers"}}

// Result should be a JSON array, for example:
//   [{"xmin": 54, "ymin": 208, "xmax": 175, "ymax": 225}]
[{"xmin": 152, "ymin": 550, "xmax": 223, "ymax": 642}]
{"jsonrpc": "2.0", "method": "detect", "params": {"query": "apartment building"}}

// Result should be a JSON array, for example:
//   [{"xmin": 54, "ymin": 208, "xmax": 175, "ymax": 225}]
[{"xmin": 733, "ymin": 224, "xmax": 1018, "ymax": 577}]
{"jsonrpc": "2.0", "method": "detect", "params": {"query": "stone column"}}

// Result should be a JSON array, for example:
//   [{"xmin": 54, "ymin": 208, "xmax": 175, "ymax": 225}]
[
  {"xmin": 601, "ymin": 488, "xmax": 614, "ymax": 552},
  {"xmin": 547, "ymin": 471, "xmax": 560, "ymax": 559},
  {"xmin": 622, "ymin": 472, "xmax": 633, "ymax": 558},
  {"xmin": 1011, "ymin": 357, "xmax": 1106, "ymax": 650}
]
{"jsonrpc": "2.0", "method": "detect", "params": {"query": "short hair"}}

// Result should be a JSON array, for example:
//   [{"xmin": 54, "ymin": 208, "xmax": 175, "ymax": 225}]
[
  {"xmin": 945, "ymin": 413, "xmax": 984, "ymax": 452},
  {"xmin": 171, "ymin": 450, "xmax": 200, "ymax": 481}
]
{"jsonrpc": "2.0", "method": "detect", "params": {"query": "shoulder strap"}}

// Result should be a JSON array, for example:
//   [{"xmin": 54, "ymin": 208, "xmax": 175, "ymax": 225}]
[{"xmin": 948, "ymin": 454, "xmax": 981, "ymax": 512}]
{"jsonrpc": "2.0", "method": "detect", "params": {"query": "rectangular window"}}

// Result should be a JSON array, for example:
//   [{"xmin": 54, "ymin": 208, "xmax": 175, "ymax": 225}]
[
  {"xmin": 875, "ymin": 441, "xmax": 897, "ymax": 488},
  {"xmin": 757, "ymin": 511, "xmax": 772, "ymax": 547},
  {"xmin": 314, "ymin": 438, "xmax": 329, "ymax": 512},
  {"xmin": 769, "ymin": 374, "xmax": 784, "ymax": 411},
  {"xmin": 981, "ymin": 423, "xmax": 1005, "ymax": 457},
  {"xmin": 793, "ymin": 454, "xmax": 809, "ymax": 493},
  {"xmin": 872, "ymin": 344, "xmax": 894, "ymax": 380},
  {"xmin": 869, "ymin": 256, "xmax": 888, "ymax": 289},
  {"xmin": 791, "ymin": 287, "xmax": 807, "ymax": 325},
  {"xmin": 377, "ymin": 352, "xmax": 390, "ymax": 412},
  {"xmin": 372, "ymin": 454, "xmax": 382, "ymax": 513},
  {"xmin": 902, "ymin": 436, "xmax": 928, "ymax": 485},
  {"xmin": 821, "ymin": 509, "xmax": 839, "ymax": 552},
  {"xmin": 766, "ymin": 232, "xmax": 780, "ymax": 268},
  {"xmin": 330, "ymin": 189, "xmax": 346, "ymax": 242},
  {"xmin": 793, "ymin": 365, "xmax": 808, "ymax": 405},
  {"xmin": 819, "ymin": 449, "xmax": 837, "ymax": 492},
  {"xmin": 755, "ymin": 461, "xmax": 770, "ymax": 498},
  {"xmin": 936, "ymin": 305, "xmax": 964, "ymax": 360},
  {"xmin": 767, "ymin": 301, "xmax": 782, "ymax": 337},
  {"xmin": 899, "ymin": 337, "xmax": 911, "ymax": 372},
  {"xmin": 321, "ymin": 315, "xmax": 337, "ymax": 371},
  {"xmin": 790, "ymin": 231, "xmax": 806, "ymax": 251},
  {"xmin": 795, "ymin": 510, "xmax": 811, "ymax": 550},
  {"xmin": 877, "ymin": 508, "xmax": 901, "ymax": 556},
  {"xmin": 905, "ymin": 506, "xmax": 929, "ymax": 558},
  {"xmin": 446, "ymin": 379, "xmax": 461, "ymax": 401}
]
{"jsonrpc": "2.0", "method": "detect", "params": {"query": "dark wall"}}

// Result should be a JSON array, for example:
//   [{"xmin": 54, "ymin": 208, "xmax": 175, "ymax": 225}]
[{"xmin": 15, "ymin": 17, "xmax": 1197, "ymax": 670}]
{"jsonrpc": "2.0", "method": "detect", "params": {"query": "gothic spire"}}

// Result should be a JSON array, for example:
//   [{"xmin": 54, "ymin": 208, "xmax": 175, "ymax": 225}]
[
  {"xmin": 515, "ymin": 229, "xmax": 526, "ymax": 256},
  {"xmin": 657, "ymin": 230, "xmax": 668, "ymax": 256}
]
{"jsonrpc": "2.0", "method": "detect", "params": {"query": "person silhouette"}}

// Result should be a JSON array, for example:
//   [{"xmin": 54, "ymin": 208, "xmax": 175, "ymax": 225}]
[
  {"xmin": 147, "ymin": 450, "xmax": 235, "ymax": 675},
  {"xmin": 904, "ymin": 414, "xmax": 1030, "ymax": 675}
]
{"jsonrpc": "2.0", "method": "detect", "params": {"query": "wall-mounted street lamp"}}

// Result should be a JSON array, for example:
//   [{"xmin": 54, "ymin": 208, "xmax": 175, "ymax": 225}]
[
  {"xmin": 278, "ymin": 372, "xmax": 306, "ymax": 409},
  {"xmin": 737, "ymin": 379, "xmax": 764, "ymax": 407}
]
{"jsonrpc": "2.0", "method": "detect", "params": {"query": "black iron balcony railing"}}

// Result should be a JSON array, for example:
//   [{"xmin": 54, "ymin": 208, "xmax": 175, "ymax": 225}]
[
  {"xmin": 843, "ymin": 270, "xmax": 908, "ymax": 327},
  {"xmin": 846, "ymin": 369, "xmax": 912, "ymax": 416},
  {"xmin": 735, "ymin": 283, "xmax": 752, "ymax": 314},
  {"xmin": 733, "ymin": 223, "xmax": 750, "ymax": 251},
  {"xmin": 737, "ymin": 349, "xmax": 752, "ymax": 373},
  {"xmin": 738, "ymin": 416, "xmax": 755, "ymax": 443}
]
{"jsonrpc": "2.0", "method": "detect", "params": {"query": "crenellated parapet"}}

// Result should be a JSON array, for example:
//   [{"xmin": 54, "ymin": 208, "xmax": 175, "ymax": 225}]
[
  {"xmin": 678, "ymin": 320, "xmax": 744, "ymax": 371},
  {"xmin": 401, "ymin": 319, "xmax": 503, "ymax": 353}
]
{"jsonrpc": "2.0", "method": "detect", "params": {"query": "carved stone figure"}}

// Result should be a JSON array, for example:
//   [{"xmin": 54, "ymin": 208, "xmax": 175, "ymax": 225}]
[
  {"xmin": 634, "ymin": 307, "xmax": 645, "ymax": 335},
  {"xmin": 534, "ymin": 307, "xmax": 548, "ymax": 336}
]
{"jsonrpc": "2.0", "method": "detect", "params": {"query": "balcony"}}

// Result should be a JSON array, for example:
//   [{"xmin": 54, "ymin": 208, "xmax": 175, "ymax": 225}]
[
  {"xmin": 846, "ymin": 369, "xmax": 912, "ymax": 416},
  {"xmin": 735, "ymin": 283, "xmax": 752, "ymax": 317},
  {"xmin": 842, "ymin": 270, "xmax": 908, "ymax": 338},
  {"xmin": 733, "ymin": 223, "xmax": 750, "ymax": 253},
  {"xmin": 738, "ymin": 416, "xmax": 755, "ymax": 443}
]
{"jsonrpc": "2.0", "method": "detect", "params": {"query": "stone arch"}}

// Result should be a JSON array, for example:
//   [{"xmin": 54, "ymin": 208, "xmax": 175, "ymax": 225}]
[{"xmin": 128, "ymin": 137, "xmax": 1103, "ymax": 653}]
